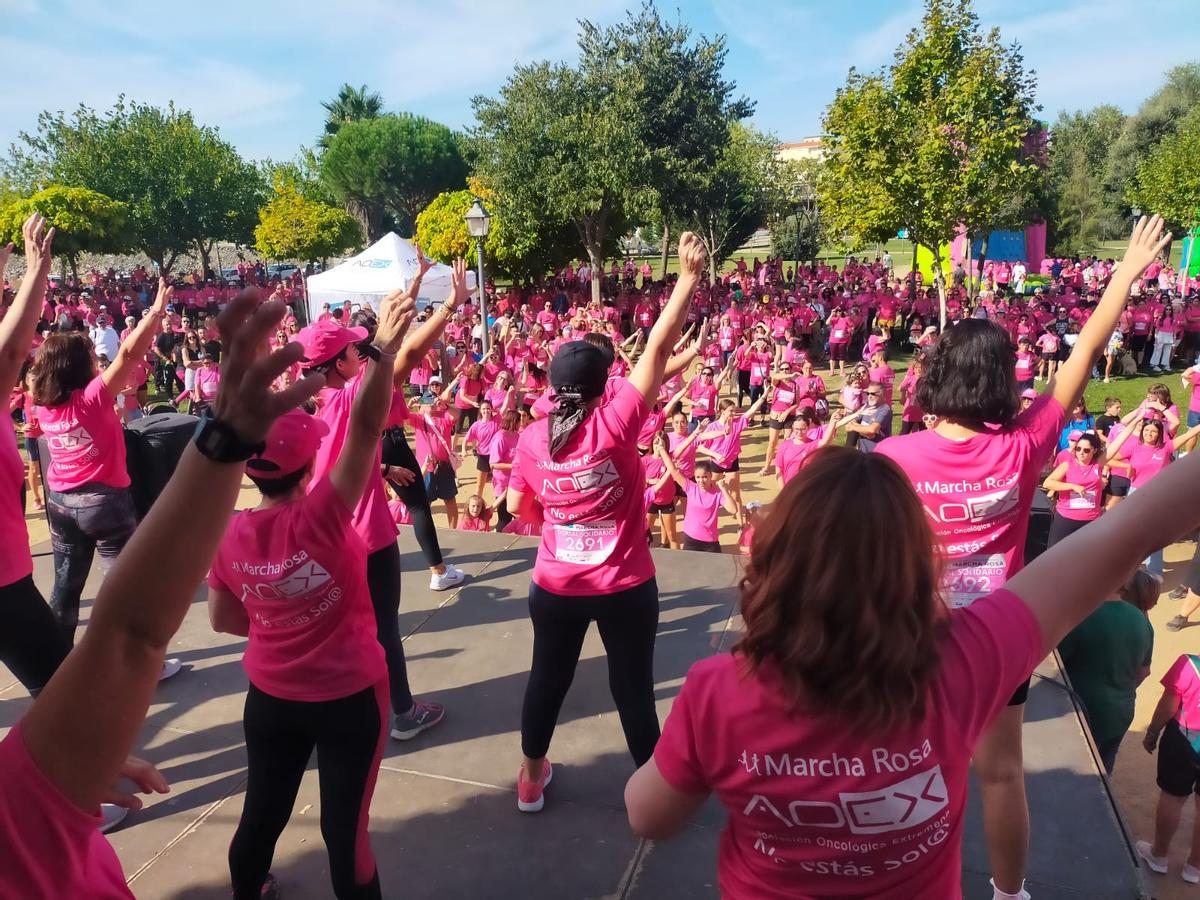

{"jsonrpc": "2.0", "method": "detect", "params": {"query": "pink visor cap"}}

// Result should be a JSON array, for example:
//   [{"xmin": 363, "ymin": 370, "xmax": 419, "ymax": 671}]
[
  {"xmin": 245, "ymin": 409, "xmax": 330, "ymax": 479},
  {"xmin": 295, "ymin": 319, "xmax": 368, "ymax": 366}
]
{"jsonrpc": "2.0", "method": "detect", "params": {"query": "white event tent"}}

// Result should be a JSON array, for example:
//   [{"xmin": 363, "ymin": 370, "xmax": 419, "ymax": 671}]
[{"xmin": 304, "ymin": 233, "xmax": 474, "ymax": 322}]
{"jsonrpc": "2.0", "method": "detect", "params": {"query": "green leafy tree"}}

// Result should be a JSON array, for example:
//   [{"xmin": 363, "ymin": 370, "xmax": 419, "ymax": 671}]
[
  {"xmin": 769, "ymin": 158, "xmax": 824, "ymax": 267},
  {"xmin": 1129, "ymin": 109, "xmax": 1200, "ymax": 233},
  {"xmin": 320, "ymin": 113, "xmax": 468, "ymax": 241},
  {"xmin": 1047, "ymin": 106, "xmax": 1127, "ymax": 252},
  {"xmin": 582, "ymin": 2, "xmax": 754, "ymax": 277},
  {"xmin": 1104, "ymin": 63, "xmax": 1200, "ymax": 223},
  {"xmin": 819, "ymin": 0, "xmax": 1041, "ymax": 323},
  {"xmin": 472, "ymin": 59, "xmax": 645, "ymax": 302},
  {"xmin": 0, "ymin": 185, "xmax": 130, "ymax": 279},
  {"xmin": 254, "ymin": 184, "xmax": 361, "ymax": 263},
  {"xmin": 262, "ymin": 148, "xmax": 336, "ymax": 206},
  {"xmin": 683, "ymin": 123, "xmax": 781, "ymax": 280},
  {"xmin": 320, "ymin": 83, "xmax": 384, "ymax": 149},
  {"xmin": 6, "ymin": 98, "xmax": 260, "ymax": 273}
]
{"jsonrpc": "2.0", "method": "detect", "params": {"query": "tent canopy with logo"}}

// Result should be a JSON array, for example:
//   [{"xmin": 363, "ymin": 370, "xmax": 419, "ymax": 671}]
[{"xmin": 304, "ymin": 233, "xmax": 473, "ymax": 322}]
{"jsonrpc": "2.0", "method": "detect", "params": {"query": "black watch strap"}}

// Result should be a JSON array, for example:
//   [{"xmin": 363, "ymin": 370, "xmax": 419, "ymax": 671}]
[{"xmin": 192, "ymin": 414, "xmax": 266, "ymax": 463}]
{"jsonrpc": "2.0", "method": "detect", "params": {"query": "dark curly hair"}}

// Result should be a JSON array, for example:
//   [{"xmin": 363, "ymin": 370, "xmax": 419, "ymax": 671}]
[{"xmin": 916, "ymin": 319, "xmax": 1018, "ymax": 426}]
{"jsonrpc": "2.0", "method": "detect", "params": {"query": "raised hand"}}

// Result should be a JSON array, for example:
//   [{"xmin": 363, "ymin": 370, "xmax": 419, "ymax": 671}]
[
  {"xmin": 1121, "ymin": 215, "xmax": 1173, "ymax": 279},
  {"xmin": 150, "ymin": 277, "xmax": 174, "ymax": 315},
  {"xmin": 677, "ymin": 232, "xmax": 708, "ymax": 281},
  {"xmin": 22, "ymin": 212, "xmax": 56, "ymax": 277},
  {"xmin": 375, "ymin": 292, "xmax": 417, "ymax": 354},
  {"xmin": 415, "ymin": 241, "xmax": 434, "ymax": 278},
  {"xmin": 0, "ymin": 242, "xmax": 12, "ymax": 276},
  {"xmin": 693, "ymin": 318, "xmax": 710, "ymax": 353},
  {"xmin": 212, "ymin": 289, "xmax": 326, "ymax": 445},
  {"xmin": 448, "ymin": 257, "xmax": 471, "ymax": 307}
]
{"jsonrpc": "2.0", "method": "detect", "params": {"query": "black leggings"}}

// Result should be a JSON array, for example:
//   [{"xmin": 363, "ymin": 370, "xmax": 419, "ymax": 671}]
[
  {"xmin": 899, "ymin": 420, "xmax": 926, "ymax": 435},
  {"xmin": 385, "ymin": 436, "xmax": 443, "ymax": 569},
  {"xmin": 1047, "ymin": 511, "xmax": 1091, "ymax": 547},
  {"xmin": 0, "ymin": 575, "xmax": 70, "ymax": 694},
  {"xmin": 366, "ymin": 545, "xmax": 412, "ymax": 715},
  {"xmin": 230, "ymin": 681, "xmax": 387, "ymax": 900},
  {"xmin": 521, "ymin": 578, "xmax": 660, "ymax": 766},
  {"xmin": 737, "ymin": 370, "xmax": 751, "ymax": 406}
]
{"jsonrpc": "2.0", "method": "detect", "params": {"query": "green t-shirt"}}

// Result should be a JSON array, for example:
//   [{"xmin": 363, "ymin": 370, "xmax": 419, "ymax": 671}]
[{"xmin": 1058, "ymin": 600, "xmax": 1154, "ymax": 745}]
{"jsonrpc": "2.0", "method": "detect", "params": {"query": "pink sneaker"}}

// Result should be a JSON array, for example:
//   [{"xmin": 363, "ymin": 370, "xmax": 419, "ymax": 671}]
[{"xmin": 517, "ymin": 760, "xmax": 553, "ymax": 813}]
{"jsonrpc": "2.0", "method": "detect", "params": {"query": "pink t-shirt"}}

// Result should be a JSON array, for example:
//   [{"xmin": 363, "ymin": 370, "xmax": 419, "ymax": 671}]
[
  {"xmin": 1054, "ymin": 458, "xmax": 1104, "ymax": 521},
  {"xmin": 194, "ymin": 365, "xmax": 220, "ymax": 401},
  {"xmin": 1186, "ymin": 371, "xmax": 1200, "ymax": 414},
  {"xmin": 1163, "ymin": 654, "xmax": 1200, "ymax": 733},
  {"xmin": 0, "ymin": 726, "xmax": 133, "ymax": 898},
  {"xmin": 683, "ymin": 480, "xmax": 722, "ymax": 543},
  {"xmin": 509, "ymin": 379, "xmax": 654, "ymax": 596},
  {"xmin": 1122, "ymin": 435, "xmax": 1174, "ymax": 489},
  {"xmin": 689, "ymin": 381, "xmax": 719, "ymax": 418},
  {"xmin": 0, "ymin": 434, "xmax": 32, "ymax": 585},
  {"xmin": 775, "ymin": 433, "xmax": 826, "ymax": 484},
  {"xmin": 877, "ymin": 395, "xmax": 1064, "ymax": 607},
  {"xmin": 208, "ymin": 478, "xmax": 385, "ymax": 702},
  {"xmin": 458, "ymin": 513, "xmax": 491, "ymax": 532},
  {"xmin": 487, "ymin": 430, "xmax": 520, "ymax": 494},
  {"xmin": 699, "ymin": 416, "xmax": 751, "ymax": 469},
  {"xmin": 310, "ymin": 376, "xmax": 405, "ymax": 554},
  {"xmin": 465, "ymin": 419, "xmax": 499, "ymax": 453},
  {"xmin": 39, "ymin": 375, "xmax": 130, "ymax": 492},
  {"xmin": 411, "ymin": 412, "xmax": 456, "ymax": 467},
  {"xmin": 642, "ymin": 455, "xmax": 675, "ymax": 507},
  {"xmin": 668, "ymin": 430, "xmax": 697, "ymax": 479},
  {"xmin": 653, "ymin": 590, "xmax": 1042, "ymax": 900},
  {"xmin": 388, "ymin": 498, "xmax": 412, "ymax": 525}
]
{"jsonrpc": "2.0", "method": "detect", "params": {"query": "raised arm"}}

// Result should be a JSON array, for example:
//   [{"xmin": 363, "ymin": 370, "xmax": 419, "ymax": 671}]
[
  {"xmin": 0, "ymin": 214, "xmax": 54, "ymax": 396},
  {"xmin": 21, "ymin": 291, "xmax": 324, "ymax": 814},
  {"xmin": 1050, "ymin": 215, "xmax": 1172, "ymax": 412},
  {"xmin": 627, "ymin": 234, "xmax": 707, "ymax": 405},
  {"xmin": 101, "ymin": 279, "xmax": 172, "ymax": 398},
  {"xmin": 395, "ymin": 257, "xmax": 467, "ymax": 383},
  {"xmin": 330, "ymin": 294, "xmax": 415, "ymax": 509},
  {"xmin": 1009, "ymin": 442, "xmax": 1200, "ymax": 653}
]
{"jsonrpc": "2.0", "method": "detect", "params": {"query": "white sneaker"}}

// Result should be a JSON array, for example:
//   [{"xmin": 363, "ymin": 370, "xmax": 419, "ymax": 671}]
[
  {"xmin": 989, "ymin": 879, "xmax": 1031, "ymax": 900},
  {"xmin": 159, "ymin": 658, "xmax": 182, "ymax": 682},
  {"xmin": 100, "ymin": 803, "xmax": 128, "ymax": 833},
  {"xmin": 430, "ymin": 565, "xmax": 466, "ymax": 591},
  {"xmin": 1184, "ymin": 863, "xmax": 1200, "ymax": 884},
  {"xmin": 1137, "ymin": 839, "xmax": 1169, "ymax": 874}
]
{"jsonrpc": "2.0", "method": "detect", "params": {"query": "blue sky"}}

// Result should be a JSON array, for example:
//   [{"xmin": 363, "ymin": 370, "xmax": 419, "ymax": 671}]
[{"xmin": 3, "ymin": 0, "xmax": 1196, "ymax": 165}]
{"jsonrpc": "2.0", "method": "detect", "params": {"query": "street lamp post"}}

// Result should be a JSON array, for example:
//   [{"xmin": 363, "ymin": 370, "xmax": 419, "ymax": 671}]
[{"xmin": 464, "ymin": 198, "xmax": 492, "ymax": 354}]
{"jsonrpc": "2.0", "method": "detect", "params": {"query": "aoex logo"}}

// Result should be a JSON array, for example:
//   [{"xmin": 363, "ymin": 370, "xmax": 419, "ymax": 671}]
[{"xmin": 352, "ymin": 258, "xmax": 393, "ymax": 269}]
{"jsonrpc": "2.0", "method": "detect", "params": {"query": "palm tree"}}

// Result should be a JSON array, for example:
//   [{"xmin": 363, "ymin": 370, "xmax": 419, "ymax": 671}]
[{"xmin": 320, "ymin": 83, "xmax": 384, "ymax": 148}]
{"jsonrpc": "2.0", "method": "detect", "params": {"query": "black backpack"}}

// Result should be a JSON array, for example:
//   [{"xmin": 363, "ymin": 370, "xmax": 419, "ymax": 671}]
[{"xmin": 123, "ymin": 413, "xmax": 199, "ymax": 519}]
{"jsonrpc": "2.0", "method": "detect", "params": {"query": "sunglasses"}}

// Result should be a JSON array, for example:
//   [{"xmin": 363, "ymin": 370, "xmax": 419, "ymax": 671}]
[{"xmin": 865, "ymin": 391, "xmax": 883, "ymax": 397}]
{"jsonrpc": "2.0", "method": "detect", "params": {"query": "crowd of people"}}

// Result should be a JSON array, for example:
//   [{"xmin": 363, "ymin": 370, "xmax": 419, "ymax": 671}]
[{"xmin": 1, "ymin": 207, "xmax": 1199, "ymax": 899}]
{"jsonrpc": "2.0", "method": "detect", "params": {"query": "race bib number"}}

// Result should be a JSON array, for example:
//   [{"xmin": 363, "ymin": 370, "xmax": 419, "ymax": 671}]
[
  {"xmin": 1067, "ymin": 490, "xmax": 1096, "ymax": 510},
  {"xmin": 776, "ymin": 390, "xmax": 795, "ymax": 404},
  {"xmin": 944, "ymin": 554, "xmax": 1006, "ymax": 608},
  {"xmin": 833, "ymin": 329, "xmax": 846, "ymax": 340},
  {"xmin": 752, "ymin": 365, "xmax": 766, "ymax": 379},
  {"xmin": 552, "ymin": 521, "xmax": 618, "ymax": 565}
]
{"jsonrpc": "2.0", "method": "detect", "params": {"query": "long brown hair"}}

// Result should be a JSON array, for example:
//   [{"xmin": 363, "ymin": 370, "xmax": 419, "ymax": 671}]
[
  {"xmin": 30, "ymin": 333, "xmax": 96, "ymax": 407},
  {"xmin": 736, "ymin": 446, "xmax": 947, "ymax": 733}
]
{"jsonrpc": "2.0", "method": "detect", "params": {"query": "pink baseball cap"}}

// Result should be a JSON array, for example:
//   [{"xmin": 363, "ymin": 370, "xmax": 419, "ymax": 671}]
[
  {"xmin": 295, "ymin": 319, "xmax": 368, "ymax": 366},
  {"xmin": 1020, "ymin": 389, "xmax": 1038, "ymax": 400},
  {"xmin": 245, "ymin": 409, "xmax": 330, "ymax": 479},
  {"xmin": 1068, "ymin": 429, "xmax": 1084, "ymax": 442}
]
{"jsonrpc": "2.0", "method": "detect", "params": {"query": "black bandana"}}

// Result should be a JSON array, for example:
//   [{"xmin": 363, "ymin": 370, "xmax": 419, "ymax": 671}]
[{"xmin": 548, "ymin": 385, "xmax": 589, "ymax": 457}]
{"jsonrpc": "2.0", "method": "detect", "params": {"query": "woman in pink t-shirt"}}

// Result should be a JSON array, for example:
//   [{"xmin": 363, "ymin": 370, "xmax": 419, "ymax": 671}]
[
  {"xmin": 0, "ymin": 293, "xmax": 324, "ymax": 900},
  {"xmin": 625, "ymin": 441, "xmax": 1200, "ymax": 900},
  {"xmin": 774, "ymin": 409, "xmax": 837, "ymax": 486},
  {"xmin": 825, "ymin": 306, "xmax": 854, "ymax": 377},
  {"xmin": 460, "ymin": 399, "xmax": 498, "ymax": 501},
  {"xmin": 665, "ymin": 456, "xmax": 739, "ymax": 552},
  {"xmin": 31, "ymin": 278, "xmax": 175, "ymax": 648},
  {"xmin": 505, "ymin": 232, "xmax": 708, "ymax": 814},
  {"xmin": 874, "ymin": 215, "xmax": 1172, "ymax": 898},
  {"xmin": 1041, "ymin": 431, "xmax": 1106, "ymax": 545}
]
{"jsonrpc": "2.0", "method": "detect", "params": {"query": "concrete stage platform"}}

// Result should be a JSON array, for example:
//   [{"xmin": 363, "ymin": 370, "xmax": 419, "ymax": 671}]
[{"xmin": 0, "ymin": 530, "xmax": 1147, "ymax": 898}]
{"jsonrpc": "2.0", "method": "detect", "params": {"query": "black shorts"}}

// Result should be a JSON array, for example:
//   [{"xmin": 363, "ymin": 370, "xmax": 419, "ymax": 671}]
[
  {"xmin": 829, "ymin": 342, "xmax": 848, "ymax": 362},
  {"xmin": 683, "ymin": 535, "xmax": 721, "ymax": 553},
  {"xmin": 768, "ymin": 415, "xmax": 794, "ymax": 431},
  {"xmin": 1108, "ymin": 474, "xmax": 1130, "ymax": 497},
  {"xmin": 710, "ymin": 459, "xmax": 740, "ymax": 474},
  {"xmin": 1130, "ymin": 334, "xmax": 1149, "ymax": 354},
  {"xmin": 424, "ymin": 462, "xmax": 458, "ymax": 502},
  {"xmin": 1040, "ymin": 351, "xmax": 1055, "ymax": 362},
  {"xmin": 1158, "ymin": 720, "xmax": 1200, "ymax": 797},
  {"xmin": 475, "ymin": 453, "xmax": 491, "ymax": 473},
  {"xmin": 649, "ymin": 500, "xmax": 676, "ymax": 514},
  {"xmin": 1055, "ymin": 343, "xmax": 1071, "ymax": 363},
  {"xmin": 1007, "ymin": 675, "xmax": 1031, "ymax": 706}
]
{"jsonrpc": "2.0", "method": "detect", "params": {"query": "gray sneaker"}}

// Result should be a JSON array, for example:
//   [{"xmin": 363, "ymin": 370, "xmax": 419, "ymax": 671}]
[
  {"xmin": 1167, "ymin": 615, "xmax": 1190, "ymax": 632},
  {"xmin": 391, "ymin": 700, "xmax": 445, "ymax": 741}
]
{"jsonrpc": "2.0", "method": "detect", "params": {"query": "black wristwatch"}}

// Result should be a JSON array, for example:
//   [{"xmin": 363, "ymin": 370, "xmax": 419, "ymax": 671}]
[{"xmin": 193, "ymin": 414, "xmax": 266, "ymax": 463}]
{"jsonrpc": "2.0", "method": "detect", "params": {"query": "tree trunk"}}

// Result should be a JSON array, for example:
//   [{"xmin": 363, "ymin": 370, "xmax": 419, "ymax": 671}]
[
  {"xmin": 707, "ymin": 224, "xmax": 719, "ymax": 286},
  {"xmin": 588, "ymin": 242, "xmax": 602, "ymax": 305},
  {"xmin": 659, "ymin": 220, "xmax": 670, "ymax": 280},
  {"xmin": 196, "ymin": 241, "xmax": 213, "ymax": 280}
]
